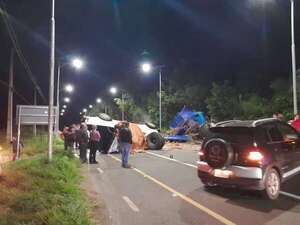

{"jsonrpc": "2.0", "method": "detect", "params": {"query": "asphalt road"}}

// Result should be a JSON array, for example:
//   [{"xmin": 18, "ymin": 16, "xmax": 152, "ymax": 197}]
[{"xmin": 82, "ymin": 144, "xmax": 300, "ymax": 225}]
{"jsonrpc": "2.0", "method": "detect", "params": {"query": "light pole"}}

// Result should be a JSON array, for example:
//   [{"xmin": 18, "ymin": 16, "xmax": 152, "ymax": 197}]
[
  {"xmin": 141, "ymin": 62, "xmax": 164, "ymax": 131},
  {"xmin": 110, "ymin": 86, "xmax": 125, "ymax": 120},
  {"xmin": 48, "ymin": 0, "xmax": 55, "ymax": 161},
  {"xmin": 291, "ymin": 0, "xmax": 297, "ymax": 115},
  {"xmin": 55, "ymin": 57, "xmax": 84, "ymax": 134}
]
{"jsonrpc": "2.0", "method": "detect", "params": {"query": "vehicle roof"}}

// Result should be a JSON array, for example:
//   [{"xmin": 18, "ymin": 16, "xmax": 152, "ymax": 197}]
[{"xmin": 213, "ymin": 118, "xmax": 279, "ymax": 128}]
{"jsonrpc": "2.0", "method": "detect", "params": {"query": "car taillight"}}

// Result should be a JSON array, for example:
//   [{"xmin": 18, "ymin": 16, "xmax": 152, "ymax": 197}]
[{"xmin": 248, "ymin": 151, "xmax": 264, "ymax": 161}]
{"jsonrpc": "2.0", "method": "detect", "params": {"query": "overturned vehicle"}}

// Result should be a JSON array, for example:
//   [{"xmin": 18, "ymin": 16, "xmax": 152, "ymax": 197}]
[{"xmin": 84, "ymin": 113, "xmax": 165, "ymax": 153}]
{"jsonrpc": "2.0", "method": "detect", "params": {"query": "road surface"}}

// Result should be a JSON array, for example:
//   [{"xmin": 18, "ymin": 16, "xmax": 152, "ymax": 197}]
[{"xmin": 81, "ymin": 143, "xmax": 300, "ymax": 225}]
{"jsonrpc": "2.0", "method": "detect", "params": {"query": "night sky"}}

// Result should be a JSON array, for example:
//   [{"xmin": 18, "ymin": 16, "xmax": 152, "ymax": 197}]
[{"xmin": 0, "ymin": 0, "xmax": 299, "ymax": 128}]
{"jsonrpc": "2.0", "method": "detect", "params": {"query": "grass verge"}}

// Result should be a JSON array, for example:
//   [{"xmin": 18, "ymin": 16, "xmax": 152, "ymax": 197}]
[{"xmin": 0, "ymin": 136, "xmax": 92, "ymax": 225}]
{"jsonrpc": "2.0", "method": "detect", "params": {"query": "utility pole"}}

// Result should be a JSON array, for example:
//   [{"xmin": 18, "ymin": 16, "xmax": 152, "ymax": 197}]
[
  {"xmin": 33, "ymin": 89, "xmax": 37, "ymax": 136},
  {"xmin": 48, "ymin": 0, "xmax": 55, "ymax": 161},
  {"xmin": 291, "ymin": 0, "xmax": 298, "ymax": 115},
  {"xmin": 6, "ymin": 48, "xmax": 14, "ymax": 142},
  {"xmin": 55, "ymin": 64, "xmax": 61, "ymax": 134},
  {"xmin": 159, "ymin": 68, "xmax": 162, "ymax": 131}
]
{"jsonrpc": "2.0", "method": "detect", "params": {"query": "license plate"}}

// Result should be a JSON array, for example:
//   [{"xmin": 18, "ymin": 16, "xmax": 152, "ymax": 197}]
[{"xmin": 213, "ymin": 169, "xmax": 232, "ymax": 178}]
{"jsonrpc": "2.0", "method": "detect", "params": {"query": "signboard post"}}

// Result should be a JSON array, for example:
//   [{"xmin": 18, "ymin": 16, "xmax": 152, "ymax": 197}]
[{"xmin": 16, "ymin": 105, "xmax": 57, "ymax": 160}]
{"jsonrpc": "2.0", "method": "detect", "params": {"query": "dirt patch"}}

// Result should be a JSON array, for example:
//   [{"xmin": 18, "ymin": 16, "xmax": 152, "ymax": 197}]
[{"xmin": 81, "ymin": 171, "xmax": 109, "ymax": 225}]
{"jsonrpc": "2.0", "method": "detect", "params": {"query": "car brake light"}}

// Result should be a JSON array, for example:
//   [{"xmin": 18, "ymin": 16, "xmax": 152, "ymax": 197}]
[{"xmin": 248, "ymin": 151, "xmax": 264, "ymax": 161}]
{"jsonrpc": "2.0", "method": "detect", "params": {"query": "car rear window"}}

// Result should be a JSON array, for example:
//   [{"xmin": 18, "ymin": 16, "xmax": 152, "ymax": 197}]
[{"xmin": 209, "ymin": 127, "xmax": 254, "ymax": 144}]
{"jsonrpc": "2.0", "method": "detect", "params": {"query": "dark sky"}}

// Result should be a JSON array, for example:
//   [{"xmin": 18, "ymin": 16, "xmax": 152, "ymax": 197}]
[{"xmin": 0, "ymin": 0, "xmax": 299, "ymax": 127}]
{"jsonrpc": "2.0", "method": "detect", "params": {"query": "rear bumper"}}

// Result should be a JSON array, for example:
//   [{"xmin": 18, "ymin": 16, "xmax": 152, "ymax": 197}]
[{"xmin": 197, "ymin": 161, "xmax": 265, "ymax": 190}]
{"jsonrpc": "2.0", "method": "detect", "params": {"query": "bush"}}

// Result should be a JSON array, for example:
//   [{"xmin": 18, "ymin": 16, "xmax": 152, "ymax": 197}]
[{"xmin": 0, "ymin": 149, "xmax": 91, "ymax": 225}]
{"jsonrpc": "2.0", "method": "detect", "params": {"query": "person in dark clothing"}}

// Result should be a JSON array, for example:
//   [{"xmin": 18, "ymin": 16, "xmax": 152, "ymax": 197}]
[
  {"xmin": 11, "ymin": 137, "xmax": 24, "ymax": 161},
  {"xmin": 118, "ymin": 122, "xmax": 132, "ymax": 168},
  {"xmin": 89, "ymin": 125, "xmax": 101, "ymax": 164},
  {"xmin": 63, "ymin": 126, "xmax": 70, "ymax": 150},
  {"xmin": 78, "ymin": 123, "xmax": 89, "ymax": 163}
]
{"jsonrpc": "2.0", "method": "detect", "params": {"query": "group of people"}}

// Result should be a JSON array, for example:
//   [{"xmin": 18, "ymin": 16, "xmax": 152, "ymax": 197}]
[{"xmin": 62, "ymin": 121, "xmax": 133, "ymax": 168}]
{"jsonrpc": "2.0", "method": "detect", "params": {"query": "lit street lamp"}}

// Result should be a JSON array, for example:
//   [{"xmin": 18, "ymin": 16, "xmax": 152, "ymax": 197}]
[
  {"xmin": 83, "ymin": 108, "xmax": 87, "ymax": 113},
  {"xmin": 64, "ymin": 97, "xmax": 70, "ymax": 103},
  {"xmin": 62, "ymin": 105, "xmax": 67, "ymax": 109},
  {"xmin": 96, "ymin": 98, "xmax": 102, "ymax": 103},
  {"xmin": 109, "ymin": 86, "xmax": 126, "ymax": 120},
  {"xmin": 72, "ymin": 57, "xmax": 84, "ymax": 70},
  {"xmin": 64, "ymin": 84, "xmax": 74, "ymax": 93},
  {"xmin": 141, "ymin": 62, "xmax": 164, "ymax": 131},
  {"xmin": 89, "ymin": 104, "xmax": 93, "ymax": 109},
  {"xmin": 109, "ymin": 86, "xmax": 118, "ymax": 95},
  {"xmin": 55, "ymin": 57, "xmax": 84, "ymax": 134}
]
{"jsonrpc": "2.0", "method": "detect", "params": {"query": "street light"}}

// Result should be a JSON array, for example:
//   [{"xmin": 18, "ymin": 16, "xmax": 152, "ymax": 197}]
[
  {"xmin": 83, "ymin": 108, "xmax": 87, "ymax": 113},
  {"xmin": 109, "ymin": 86, "xmax": 118, "ymax": 95},
  {"xmin": 64, "ymin": 97, "xmax": 70, "ymax": 103},
  {"xmin": 56, "ymin": 57, "xmax": 84, "ymax": 134},
  {"xmin": 109, "ymin": 86, "xmax": 126, "ymax": 120},
  {"xmin": 61, "ymin": 109, "xmax": 65, "ymax": 113},
  {"xmin": 64, "ymin": 84, "xmax": 74, "ymax": 93},
  {"xmin": 89, "ymin": 104, "xmax": 93, "ymax": 109},
  {"xmin": 258, "ymin": 0, "xmax": 297, "ymax": 114},
  {"xmin": 141, "ymin": 62, "xmax": 164, "ymax": 131},
  {"xmin": 141, "ymin": 62, "xmax": 152, "ymax": 74},
  {"xmin": 62, "ymin": 105, "xmax": 67, "ymax": 109},
  {"xmin": 96, "ymin": 98, "xmax": 102, "ymax": 103},
  {"xmin": 72, "ymin": 58, "xmax": 84, "ymax": 70}
]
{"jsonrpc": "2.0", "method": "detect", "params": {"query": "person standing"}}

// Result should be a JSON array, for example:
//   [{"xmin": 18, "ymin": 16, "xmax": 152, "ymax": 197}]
[
  {"xmin": 89, "ymin": 125, "xmax": 101, "ymax": 164},
  {"xmin": 291, "ymin": 114, "xmax": 300, "ymax": 132},
  {"xmin": 118, "ymin": 122, "xmax": 132, "ymax": 168},
  {"xmin": 62, "ymin": 126, "xmax": 70, "ymax": 150},
  {"xmin": 78, "ymin": 123, "xmax": 89, "ymax": 163}
]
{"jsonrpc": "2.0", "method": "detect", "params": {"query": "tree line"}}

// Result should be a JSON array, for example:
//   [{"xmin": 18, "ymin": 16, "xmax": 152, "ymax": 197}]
[{"xmin": 87, "ymin": 73, "xmax": 300, "ymax": 129}]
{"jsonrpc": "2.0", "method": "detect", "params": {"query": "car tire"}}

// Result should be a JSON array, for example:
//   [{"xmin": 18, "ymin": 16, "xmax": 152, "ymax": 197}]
[
  {"xmin": 201, "ymin": 179, "xmax": 217, "ymax": 189},
  {"xmin": 145, "ymin": 122, "xmax": 157, "ymax": 129},
  {"xmin": 147, "ymin": 132, "xmax": 165, "ymax": 150},
  {"xmin": 98, "ymin": 113, "xmax": 112, "ymax": 121},
  {"xmin": 263, "ymin": 168, "xmax": 281, "ymax": 200},
  {"xmin": 204, "ymin": 138, "xmax": 234, "ymax": 169}
]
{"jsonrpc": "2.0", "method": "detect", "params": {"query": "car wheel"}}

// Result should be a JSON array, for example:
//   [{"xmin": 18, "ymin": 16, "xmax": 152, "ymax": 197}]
[
  {"xmin": 204, "ymin": 138, "xmax": 234, "ymax": 169},
  {"xmin": 146, "ymin": 132, "xmax": 165, "ymax": 150},
  {"xmin": 201, "ymin": 180, "xmax": 217, "ymax": 189},
  {"xmin": 263, "ymin": 168, "xmax": 280, "ymax": 200}
]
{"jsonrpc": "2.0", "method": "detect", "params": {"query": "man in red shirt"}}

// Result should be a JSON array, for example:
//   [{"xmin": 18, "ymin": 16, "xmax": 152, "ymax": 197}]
[{"xmin": 291, "ymin": 114, "xmax": 300, "ymax": 132}]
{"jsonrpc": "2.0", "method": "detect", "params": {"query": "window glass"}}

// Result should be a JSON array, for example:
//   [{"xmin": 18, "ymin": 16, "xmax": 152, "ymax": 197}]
[
  {"xmin": 277, "ymin": 123, "xmax": 298, "ymax": 141},
  {"xmin": 262, "ymin": 124, "xmax": 283, "ymax": 142}
]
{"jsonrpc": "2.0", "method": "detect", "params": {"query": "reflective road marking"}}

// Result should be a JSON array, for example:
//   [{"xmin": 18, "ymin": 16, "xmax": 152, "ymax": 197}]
[
  {"xmin": 97, "ymin": 168, "xmax": 104, "ymax": 174},
  {"xmin": 110, "ymin": 155, "xmax": 236, "ymax": 225},
  {"xmin": 122, "ymin": 196, "xmax": 140, "ymax": 212}
]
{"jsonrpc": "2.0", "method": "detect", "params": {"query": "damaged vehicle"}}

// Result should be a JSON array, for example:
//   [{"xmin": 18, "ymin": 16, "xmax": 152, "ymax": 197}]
[{"xmin": 84, "ymin": 113, "xmax": 165, "ymax": 153}]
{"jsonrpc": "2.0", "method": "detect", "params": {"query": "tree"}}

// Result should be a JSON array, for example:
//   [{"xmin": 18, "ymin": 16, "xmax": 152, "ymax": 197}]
[
  {"xmin": 240, "ymin": 94, "xmax": 269, "ymax": 120},
  {"xmin": 206, "ymin": 81, "xmax": 241, "ymax": 121}
]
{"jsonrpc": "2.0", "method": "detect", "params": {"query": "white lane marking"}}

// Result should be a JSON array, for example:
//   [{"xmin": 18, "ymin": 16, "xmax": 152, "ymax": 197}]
[
  {"xmin": 280, "ymin": 191, "xmax": 300, "ymax": 201},
  {"xmin": 283, "ymin": 166, "xmax": 300, "ymax": 179},
  {"xmin": 109, "ymin": 155, "xmax": 235, "ymax": 225},
  {"xmin": 97, "ymin": 168, "xmax": 104, "ymax": 174},
  {"xmin": 146, "ymin": 151, "xmax": 197, "ymax": 168},
  {"xmin": 122, "ymin": 196, "xmax": 140, "ymax": 212}
]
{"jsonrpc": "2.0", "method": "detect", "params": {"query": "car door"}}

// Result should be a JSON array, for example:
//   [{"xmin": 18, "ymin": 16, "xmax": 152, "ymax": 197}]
[
  {"xmin": 276, "ymin": 122, "xmax": 300, "ymax": 179},
  {"xmin": 262, "ymin": 123, "xmax": 290, "ymax": 176}
]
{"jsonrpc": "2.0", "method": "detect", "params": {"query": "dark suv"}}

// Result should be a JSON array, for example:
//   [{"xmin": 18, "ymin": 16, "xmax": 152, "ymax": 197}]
[{"xmin": 197, "ymin": 118, "xmax": 300, "ymax": 200}]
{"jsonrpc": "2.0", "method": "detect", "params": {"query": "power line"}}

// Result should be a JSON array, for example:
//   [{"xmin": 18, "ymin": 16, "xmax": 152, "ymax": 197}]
[
  {"xmin": 0, "ymin": 79, "xmax": 31, "ymax": 104},
  {"xmin": 0, "ymin": 2, "xmax": 46, "ymax": 102}
]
